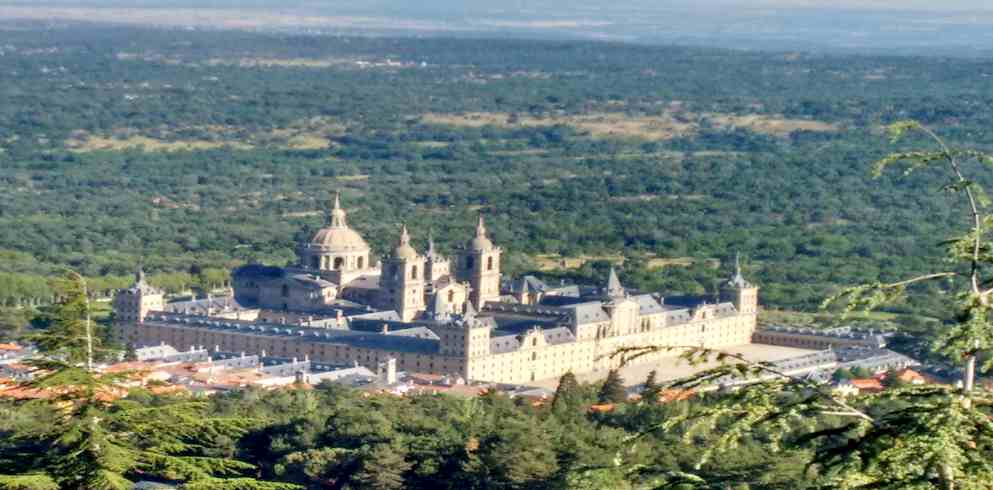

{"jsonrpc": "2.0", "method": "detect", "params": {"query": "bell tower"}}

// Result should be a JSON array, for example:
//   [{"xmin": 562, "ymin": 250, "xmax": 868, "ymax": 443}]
[
  {"xmin": 720, "ymin": 253, "xmax": 758, "ymax": 315},
  {"xmin": 112, "ymin": 265, "xmax": 165, "ymax": 344},
  {"xmin": 380, "ymin": 225, "xmax": 426, "ymax": 321},
  {"xmin": 456, "ymin": 216, "xmax": 502, "ymax": 310}
]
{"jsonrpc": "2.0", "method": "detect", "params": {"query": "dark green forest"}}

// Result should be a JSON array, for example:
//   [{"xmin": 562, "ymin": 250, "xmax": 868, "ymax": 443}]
[
  {"xmin": 0, "ymin": 373, "xmax": 818, "ymax": 489},
  {"xmin": 2, "ymin": 22, "xmax": 991, "ymax": 334}
]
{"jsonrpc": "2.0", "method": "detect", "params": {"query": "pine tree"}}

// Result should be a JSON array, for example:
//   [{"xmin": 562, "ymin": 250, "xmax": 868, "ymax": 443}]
[
  {"xmin": 597, "ymin": 370, "xmax": 627, "ymax": 404},
  {"xmin": 831, "ymin": 367, "xmax": 854, "ymax": 382},
  {"xmin": 352, "ymin": 443, "xmax": 411, "ymax": 490},
  {"xmin": 611, "ymin": 122, "xmax": 993, "ymax": 488},
  {"xmin": 0, "ymin": 271, "xmax": 301, "ymax": 490},
  {"xmin": 551, "ymin": 371, "xmax": 582, "ymax": 413},
  {"xmin": 641, "ymin": 370, "xmax": 662, "ymax": 404}
]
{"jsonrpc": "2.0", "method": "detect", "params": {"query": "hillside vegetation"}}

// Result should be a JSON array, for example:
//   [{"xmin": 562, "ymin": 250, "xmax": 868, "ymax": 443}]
[{"xmin": 2, "ymin": 23, "xmax": 992, "ymax": 331}]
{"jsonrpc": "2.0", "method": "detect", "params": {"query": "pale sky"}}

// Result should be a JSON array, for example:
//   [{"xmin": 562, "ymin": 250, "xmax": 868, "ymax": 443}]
[{"xmin": 693, "ymin": 0, "xmax": 988, "ymax": 11}]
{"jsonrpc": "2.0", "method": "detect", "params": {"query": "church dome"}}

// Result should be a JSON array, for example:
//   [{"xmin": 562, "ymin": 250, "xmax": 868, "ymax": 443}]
[
  {"xmin": 470, "ymin": 235, "xmax": 494, "ymax": 251},
  {"xmin": 310, "ymin": 192, "xmax": 370, "ymax": 252},
  {"xmin": 392, "ymin": 225, "xmax": 420, "ymax": 260},
  {"xmin": 311, "ymin": 227, "xmax": 369, "ymax": 252},
  {"xmin": 468, "ymin": 215, "xmax": 495, "ymax": 252}
]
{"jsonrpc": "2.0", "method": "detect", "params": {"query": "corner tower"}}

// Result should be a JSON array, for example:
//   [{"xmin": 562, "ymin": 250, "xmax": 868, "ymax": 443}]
[
  {"xmin": 456, "ymin": 216, "xmax": 502, "ymax": 310},
  {"xmin": 380, "ymin": 225, "xmax": 427, "ymax": 321},
  {"xmin": 720, "ymin": 253, "xmax": 758, "ymax": 315},
  {"xmin": 112, "ymin": 266, "xmax": 165, "ymax": 343}
]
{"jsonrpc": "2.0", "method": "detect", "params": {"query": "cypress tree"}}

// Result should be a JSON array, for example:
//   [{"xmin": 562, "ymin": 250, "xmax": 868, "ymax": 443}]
[
  {"xmin": 598, "ymin": 370, "xmax": 627, "ymax": 404},
  {"xmin": 642, "ymin": 370, "xmax": 662, "ymax": 404},
  {"xmin": 551, "ymin": 371, "xmax": 582, "ymax": 413}
]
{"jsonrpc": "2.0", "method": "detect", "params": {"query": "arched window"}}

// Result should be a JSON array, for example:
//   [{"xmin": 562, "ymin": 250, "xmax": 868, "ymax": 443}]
[
  {"xmin": 333, "ymin": 257, "xmax": 344, "ymax": 270},
  {"xmin": 357, "ymin": 256, "xmax": 364, "ymax": 269},
  {"xmin": 487, "ymin": 256, "xmax": 494, "ymax": 271},
  {"xmin": 411, "ymin": 265, "xmax": 418, "ymax": 279},
  {"xmin": 448, "ymin": 290, "xmax": 455, "ymax": 303},
  {"xmin": 281, "ymin": 284, "xmax": 289, "ymax": 298},
  {"xmin": 466, "ymin": 256, "xmax": 474, "ymax": 270}
]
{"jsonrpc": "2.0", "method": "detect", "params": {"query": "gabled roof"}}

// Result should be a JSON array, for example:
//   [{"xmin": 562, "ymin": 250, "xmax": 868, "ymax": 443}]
[
  {"xmin": 562, "ymin": 302, "xmax": 610, "ymax": 326},
  {"xmin": 631, "ymin": 294, "xmax": 665, "ymax": 315},
  {"xmin": 542, "ymin": 327, "xmax": 575, "ymax": 346}
]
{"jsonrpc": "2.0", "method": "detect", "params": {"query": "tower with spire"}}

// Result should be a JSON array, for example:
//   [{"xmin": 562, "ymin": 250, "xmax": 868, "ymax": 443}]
[
  {"xmin": 601, "ymin": 267, "xmax": 641, "ymax": 336},
  {"xmin": 112, "ymin": 263, "xmax": 165, "ymax": 343},
  {"xmin": 720, "ymin": 253, "xmax": 758, "ymax": 315},
  {"xmin": 379, "ymin": 225, "xmax": 427, "ymax": 321},
  {"xmin": 423, "ymin": 231, "xmax": 452, "ymax": 295},
  {"xmin": 455, "ymin": 215, "xmax": 503, "ymax": 310}
]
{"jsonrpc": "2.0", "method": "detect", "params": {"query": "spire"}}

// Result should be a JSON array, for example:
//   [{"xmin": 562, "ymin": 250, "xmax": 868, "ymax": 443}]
[
  {"xmin": 426, "ymin": 231, "xmax": 436, "ymax": 258},
  {"xmin": 605, "ymin": 267, "xmax": 625, "ymax": 299},
  {"xmin": 392, "ymin": 223, "xmax": 418, "ymax": 260},
  {"xmin": 468, "ymin": 214, "xmax": 495, "ymax": 251},
  {"xmin": 329, "ymin": 191, "xmax": 348, "ymax": 228},
  {"xmin": 727, "ymin": 252, "xmax": 752, "ymax": 288},
  {"xmin": 476, "ymin": 215, "xmax": 487, "ymax": 238},
  {"xmin": 135, "ymin": 263, "xmax": 147, "ymax": 286}
]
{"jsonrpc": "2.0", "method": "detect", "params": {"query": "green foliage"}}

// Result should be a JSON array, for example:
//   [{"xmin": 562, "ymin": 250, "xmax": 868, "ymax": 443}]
[
  {"xmin": 642, "ymin": 370, "xmax": 662, "ymax": 405},
  {"xmin": 1, "ymin": 25, "xmax": 990, "ymax": 321},
  {"xmin": 598, "ymin": 370, "xmax": 628, "ymax": 404},
  {"xmin": 617, "ymin": 123, "xmax": 993, "ymax": 489},
  {"xmin": 0, "ymin": 273, "xmax": 297, "ymax": 489}
]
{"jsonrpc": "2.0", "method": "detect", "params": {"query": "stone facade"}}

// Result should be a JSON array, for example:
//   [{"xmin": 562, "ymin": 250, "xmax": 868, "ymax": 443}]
[
  {"xmin": 230, "ymin": 193, "xmax": 470, "ymax": 319},
  {"xmin": 114, "ymin": 196, "xmax": 759, "ymax": 385}
]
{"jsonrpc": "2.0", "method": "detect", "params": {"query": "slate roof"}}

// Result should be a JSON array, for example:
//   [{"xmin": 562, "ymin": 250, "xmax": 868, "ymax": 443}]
[
  {"xmin": 562, "ymin": 302, "xmax": 610, "ymax": 326},
  {"xmin": 343, "ymin": 274, "xmax": 381, "ymax": 290},
  {"xmin": 542, "ymin": 327, "xmax": 575, "ymax": 345},
  {"xmin": 631, "ymin": 294, "xmax": 666, "ymax": 315},
  {"xmin": 490, "ymin": 335, "xmax": 521, "ymax": 354},
  {"xmin": 164, "ymin": 295, "xmax": 252, "ymax": 315},
  {"xmin": 288, "ymin": 274, "xmax": 335, "ymax": 290},
  {"xmin": 387, "ymin": 326, "xmax": 441, "ymax": 341},
  {"xmin": 144, "ymin": 314, "xmax": 441, "ymax": 355}
]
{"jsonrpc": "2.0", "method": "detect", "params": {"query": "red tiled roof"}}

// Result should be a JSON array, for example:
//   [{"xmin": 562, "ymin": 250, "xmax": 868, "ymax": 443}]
[
  {"xmin": 850, "ymin": 378, "xmax": 884, "ymax": 392},
  {"xmin": 895, "ymin": 369, "xmax": 926, "ymax": 383}
]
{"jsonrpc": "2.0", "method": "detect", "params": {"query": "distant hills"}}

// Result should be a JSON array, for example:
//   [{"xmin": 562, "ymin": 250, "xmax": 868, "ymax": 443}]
[{"xmin": 2, "ymin": 0, "xmax": 993, "ymax": 56}]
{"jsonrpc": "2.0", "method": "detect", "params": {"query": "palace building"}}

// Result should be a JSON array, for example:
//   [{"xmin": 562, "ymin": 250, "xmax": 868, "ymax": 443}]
[{"xmin": 114, "ymin": 195, "xmax": 759, "ymax": 385}]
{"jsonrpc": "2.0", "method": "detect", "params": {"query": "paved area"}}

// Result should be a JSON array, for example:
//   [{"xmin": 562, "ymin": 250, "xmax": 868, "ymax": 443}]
[{"xmin": 528, "ymin": 343, "xmax": 816, "ymax": 389}]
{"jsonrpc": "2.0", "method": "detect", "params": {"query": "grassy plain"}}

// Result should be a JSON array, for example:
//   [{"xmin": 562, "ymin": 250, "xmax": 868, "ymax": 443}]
[{"xmin": 421, "ymin": 111, "xmax": 837, "ymax": 140}]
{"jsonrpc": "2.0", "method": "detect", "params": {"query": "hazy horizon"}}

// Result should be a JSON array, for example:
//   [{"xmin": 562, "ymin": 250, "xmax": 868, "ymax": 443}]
[{"xmin": 3, "ymin": 0, "xmax": 993, "ymax": 55}]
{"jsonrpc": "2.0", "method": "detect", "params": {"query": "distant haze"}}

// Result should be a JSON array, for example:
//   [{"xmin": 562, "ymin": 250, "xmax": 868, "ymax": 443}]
[{"xmin": 3, "ymin": 0, "xmax": 993, "ymax": 55}]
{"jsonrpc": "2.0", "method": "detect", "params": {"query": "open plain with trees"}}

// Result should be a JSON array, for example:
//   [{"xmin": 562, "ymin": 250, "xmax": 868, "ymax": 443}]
[{"xmin": 4, "ymin": 20, "xmax": 993, "ymax": 488}]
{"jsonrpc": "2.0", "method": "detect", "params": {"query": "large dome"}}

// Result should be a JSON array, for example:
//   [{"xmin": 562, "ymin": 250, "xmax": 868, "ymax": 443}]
[
  {"xmin": 311, "ymin": 226, "xmax": 369, "ymax": 252},
  {"xmin": 309, "ymin": 192, "xmax": 370, "ymax": 252}
]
